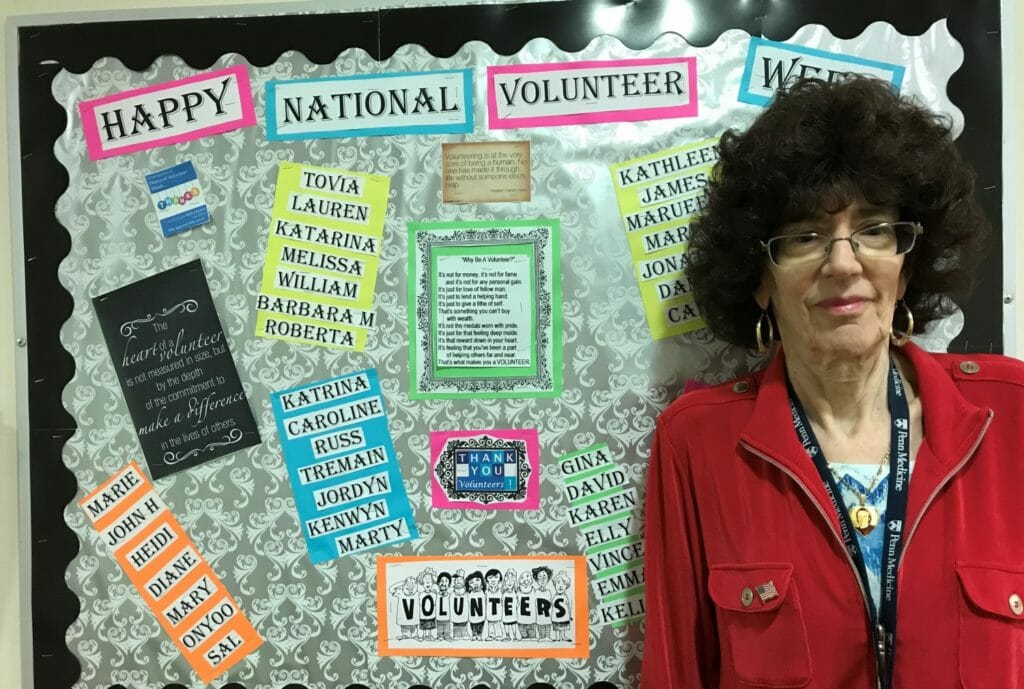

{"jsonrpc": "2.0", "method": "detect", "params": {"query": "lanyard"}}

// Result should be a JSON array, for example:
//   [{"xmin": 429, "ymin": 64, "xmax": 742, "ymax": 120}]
[{"xmin": 787, "ymin": 357, "xmax": 910, "ymax": 689}]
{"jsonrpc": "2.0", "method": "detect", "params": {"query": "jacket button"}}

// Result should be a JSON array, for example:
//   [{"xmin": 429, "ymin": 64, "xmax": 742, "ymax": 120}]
[
  {"xmin": 732, "ymin": 381, "xmax": 750, "ymax": 393},
  {"xmin": 740, "ymin": 587, "xmax": 754, "ymax": 607},
  {"xmin": 959, "ymin": 361, "xmax": 981, "ymax": 374},
  {"xmin": 1011, "ymin": 593, "xmax": 1023, "ymax": 615}
]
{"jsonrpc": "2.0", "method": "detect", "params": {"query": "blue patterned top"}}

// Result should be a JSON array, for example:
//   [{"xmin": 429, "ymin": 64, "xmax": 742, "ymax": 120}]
[{"xmin": 829, "ymin": 461, "xmax": 914, "ymax": 616}]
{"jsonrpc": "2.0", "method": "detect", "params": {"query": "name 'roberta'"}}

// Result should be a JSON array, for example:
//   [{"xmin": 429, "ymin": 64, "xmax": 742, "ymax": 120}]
[{"xmin": 496, "ymin": 70, "xmax": 685, "ymax": 106}]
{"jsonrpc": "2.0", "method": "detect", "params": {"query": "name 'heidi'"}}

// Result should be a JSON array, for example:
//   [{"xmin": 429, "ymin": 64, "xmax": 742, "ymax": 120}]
[{"xmin": 497, "ymin": 70, "xmax": 684, "ymax": 106}]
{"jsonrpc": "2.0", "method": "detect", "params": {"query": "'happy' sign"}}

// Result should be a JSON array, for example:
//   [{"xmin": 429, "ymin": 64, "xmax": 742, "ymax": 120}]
[{"xmin": 78, "ymin": 65, "xmax": 256, "ymax": 160}]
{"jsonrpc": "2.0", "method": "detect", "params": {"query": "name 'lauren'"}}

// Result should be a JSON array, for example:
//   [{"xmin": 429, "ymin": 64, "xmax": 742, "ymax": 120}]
[{"xmin": 289, "ymin": 194, "xmax": 369, "ymax": 222}]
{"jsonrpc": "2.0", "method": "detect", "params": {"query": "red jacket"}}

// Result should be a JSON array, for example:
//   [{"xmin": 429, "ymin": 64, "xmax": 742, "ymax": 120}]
[{"xmin": 641, "ymin": 343, "xmax": 1024, "ymax": 689}]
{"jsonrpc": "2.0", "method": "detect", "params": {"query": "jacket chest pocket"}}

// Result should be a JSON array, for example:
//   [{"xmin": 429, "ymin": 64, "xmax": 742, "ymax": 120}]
[
  {"xmin": 956, "ymin": 563, "xmax": 1024, "ymax": 689},
  {"xmin": 708, "ymin": 563, "xmax": 811, "ymax": 688}
]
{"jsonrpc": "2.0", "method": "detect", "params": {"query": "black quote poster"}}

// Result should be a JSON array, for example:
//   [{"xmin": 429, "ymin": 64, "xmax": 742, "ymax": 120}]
[{"xmin": 93, "ymin": 260, "xmax": 260, "ymax": 479}]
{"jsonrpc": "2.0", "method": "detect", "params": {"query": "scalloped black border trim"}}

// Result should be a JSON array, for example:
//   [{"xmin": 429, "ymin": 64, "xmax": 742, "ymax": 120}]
[{"xmin": 16, "ymin": 0, "xmax": 1000, "ymax": 687}]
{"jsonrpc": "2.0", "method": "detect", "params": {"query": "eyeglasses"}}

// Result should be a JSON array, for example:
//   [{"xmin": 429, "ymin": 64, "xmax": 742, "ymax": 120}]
[{"xmin": 761, "ymin": 221, "xmax": 923, "ymax": 268}]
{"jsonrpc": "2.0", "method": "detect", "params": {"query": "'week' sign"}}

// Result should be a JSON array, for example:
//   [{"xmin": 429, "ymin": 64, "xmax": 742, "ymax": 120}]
[
  {"xmin": 79, "ymin": 65, "xmax": 256, "ymax": 160},
  {"xmin": 738, "ymin": 37, "xmax": 904, "ymax": 107}
]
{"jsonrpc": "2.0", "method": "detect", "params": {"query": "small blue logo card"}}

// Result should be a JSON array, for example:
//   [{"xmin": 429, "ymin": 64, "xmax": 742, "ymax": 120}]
[{"xmin": 145, "ymin": 161, "xmax": 210, "ymax": 237}]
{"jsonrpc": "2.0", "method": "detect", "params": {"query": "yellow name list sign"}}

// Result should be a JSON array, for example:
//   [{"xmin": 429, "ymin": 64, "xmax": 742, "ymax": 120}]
[
  {"xmin": 256, "ymin": 163, "xmax": 391, "ymax": 351},
  {"xmin": 609, "ymin": 138, "xmax": 717, "ymax": 339}
]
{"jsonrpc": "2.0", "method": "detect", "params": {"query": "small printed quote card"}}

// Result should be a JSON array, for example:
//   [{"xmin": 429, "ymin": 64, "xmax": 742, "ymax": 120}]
[{"xmin": 146, "ymin": 161, "xmax": 209, "ymax": 237}]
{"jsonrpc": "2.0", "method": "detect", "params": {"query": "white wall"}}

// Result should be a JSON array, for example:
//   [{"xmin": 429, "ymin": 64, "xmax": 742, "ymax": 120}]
[{"xmin": 2, "ymin": 3, "xmax": 1019, "ymax": 687}]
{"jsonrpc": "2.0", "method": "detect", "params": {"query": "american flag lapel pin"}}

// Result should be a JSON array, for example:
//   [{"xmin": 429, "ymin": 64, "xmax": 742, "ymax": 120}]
[{"xmin": 755, "ymin": 581, "xmax": 779, "ymax": 603}]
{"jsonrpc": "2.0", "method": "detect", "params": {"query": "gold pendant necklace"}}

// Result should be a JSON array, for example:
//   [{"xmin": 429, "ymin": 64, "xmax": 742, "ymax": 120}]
[
  {"xmin": 832, "ymin": 449, "xmax": 889, "ymax": 536},
  {"xmin": 849, "ymin": 501, "xmax": 881, "ymax": 536}
]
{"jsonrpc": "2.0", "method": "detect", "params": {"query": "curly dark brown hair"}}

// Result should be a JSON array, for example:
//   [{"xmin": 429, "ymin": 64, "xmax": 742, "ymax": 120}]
[{"xmin": 687, "ymin": 76, "xmax": 989, "ymax": 348}]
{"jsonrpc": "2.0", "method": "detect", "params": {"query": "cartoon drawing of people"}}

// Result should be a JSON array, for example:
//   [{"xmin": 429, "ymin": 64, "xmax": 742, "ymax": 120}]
[
  {"xmin": 485, "ymin": 568, "xmax": 504, "ymax": 640},
  {"xmin": 417, "ymin": 568, "xmax": 438, "ymax": 641},
  {"xmin": 389, "ymin": 576, "xmax": 420, "ymax": 640},
  {"xmin": 517, "ymin": 572, "xmax": 536, "ymax": 640},
  {"xmin": 502, "ymin": 569, "xmax": 519, "ymax": 641},
  {"xmin": 551, "ymin": 572, "xmax": 572, "ymax": 641},
  {"xmin": 466, "ymin": 570, "xmax": 486, "ymax": 641},
  {"xmin": 435, "ymin": 571, "xmax": 453, "ymax": 641},
  {"xmin": 532, "ymin": 565, "xmax": 553, "ymax": 641},
  {"xmin": 451, "ymin": 570, "xmax": 469, "ymax": 641}
]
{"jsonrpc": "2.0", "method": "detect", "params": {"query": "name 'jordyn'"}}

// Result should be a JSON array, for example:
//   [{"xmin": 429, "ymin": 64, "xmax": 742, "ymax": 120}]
[{"xmin": 497, "ymin": 70, "xmax": 685, "ymax": 107}]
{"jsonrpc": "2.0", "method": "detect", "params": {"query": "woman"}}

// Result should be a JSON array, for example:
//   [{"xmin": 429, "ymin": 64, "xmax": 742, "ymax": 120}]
[{"xmin": 641, "ymin": 77, "xmax": 1023, "ymax": 689}]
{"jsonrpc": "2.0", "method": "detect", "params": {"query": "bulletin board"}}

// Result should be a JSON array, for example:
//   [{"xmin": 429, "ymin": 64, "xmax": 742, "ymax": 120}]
[{"xmin": 10, "ymin": 0, "xmax": 1002, "ymax": 688}]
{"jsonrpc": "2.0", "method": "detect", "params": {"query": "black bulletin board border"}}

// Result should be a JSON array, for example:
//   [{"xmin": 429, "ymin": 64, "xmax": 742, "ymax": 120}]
[{"xmin": 14, "ymin": 1, "xmax": 1001, "ymax": 687}]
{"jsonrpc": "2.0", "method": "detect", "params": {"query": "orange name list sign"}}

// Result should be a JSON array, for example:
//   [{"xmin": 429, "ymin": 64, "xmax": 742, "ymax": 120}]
[{"xmin": 79, "ymin": 461, "xmax": 263, "ymax": 683}]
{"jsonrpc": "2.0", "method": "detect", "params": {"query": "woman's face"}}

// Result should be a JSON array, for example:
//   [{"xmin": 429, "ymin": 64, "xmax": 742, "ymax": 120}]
[{"xmin": 755, "ymin": 198, "xmax": 907, "ymax": 362}]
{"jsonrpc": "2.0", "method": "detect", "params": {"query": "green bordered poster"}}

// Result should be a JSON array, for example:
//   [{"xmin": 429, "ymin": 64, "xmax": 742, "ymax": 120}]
[{"xmin": 408, "ymin": 219, "xmax": 562, "ymax": 399}]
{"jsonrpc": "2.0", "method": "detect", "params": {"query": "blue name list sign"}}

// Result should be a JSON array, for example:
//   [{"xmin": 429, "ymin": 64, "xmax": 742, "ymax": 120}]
[{"xmin": 271, "ymin": 369, "xmax": 418, "ymax": 563}]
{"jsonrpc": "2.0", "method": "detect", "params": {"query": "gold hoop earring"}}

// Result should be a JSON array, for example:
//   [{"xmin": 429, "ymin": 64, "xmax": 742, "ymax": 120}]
[
  {"xmin": 755, "ymin": 309, "xmax": 775, "ymax": 355},
  {"xmin": 890, "ymin": 300, "xmax": 914, "ymax": 347}
]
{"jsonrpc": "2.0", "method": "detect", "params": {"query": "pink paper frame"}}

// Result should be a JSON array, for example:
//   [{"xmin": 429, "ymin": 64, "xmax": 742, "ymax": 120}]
[
  {"xmin": 79, "ymin": 65, "xmax": 256, "ymax": 160},
  {"xmin": 430, "ymin": 428, "xmax": 540, "ymax": 511},
  {"xmin": 486, "ymin": 57, "xmax": 698, "ymax": 130}
]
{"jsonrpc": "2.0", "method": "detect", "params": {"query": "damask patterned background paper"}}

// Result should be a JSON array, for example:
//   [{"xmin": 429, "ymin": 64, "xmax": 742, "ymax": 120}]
[{"xmin": 54, "ymin": 24, "xmax": 964, "ymax": 688}]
